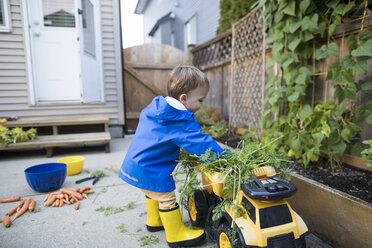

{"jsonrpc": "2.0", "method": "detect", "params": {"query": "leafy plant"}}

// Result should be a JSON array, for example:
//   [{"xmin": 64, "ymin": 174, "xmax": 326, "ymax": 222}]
[
  {"xmin": 195, "ymin": 104, "xmax": 223, "ymax": 125},
  {"xmin": 0, "ymin": 126, "xmax": 37, "ymax": 145},
  {"xmin": 361, "ymin": 140, "xmax": 372, "ymax": 167},
  {"xmin": 217, "ymin": 0, "xmax": 257, "ymax": 34},
  {"xmin": 257, "ymin": 0, "xmax": 372, "ymax": 169},
  {"xmin": 202, "ymin": 121, "xmax": 229, "ymax": 139}
]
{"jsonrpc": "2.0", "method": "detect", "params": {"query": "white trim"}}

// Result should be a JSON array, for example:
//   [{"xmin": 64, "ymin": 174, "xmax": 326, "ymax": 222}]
[
  {"xmin": 112, "ymin": 0, "xmax": 125, "ymax": 124},
  {"xmin": 184, "ymin": 13, "xmax": 197, "ymax": 51},
  {"xmin": 96, "ymin": 0, "xmax": 104, "ymax": 102},
  {"xmin": 0, "ymin": 0, "xmax": 12, "ymax": 32},
  {"xmin": 22, "ymin": 0, "xmax": 36, "ymax": 105},
  {"xmin": 165, "ymin": 96, "xmax": 187, "ymax": 110}
]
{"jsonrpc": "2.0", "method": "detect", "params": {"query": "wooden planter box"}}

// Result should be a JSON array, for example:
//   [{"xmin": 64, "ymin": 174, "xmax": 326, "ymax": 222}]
[{"xmin": 288, "ymin": 173, "xmax": 372, "ymax": 248}]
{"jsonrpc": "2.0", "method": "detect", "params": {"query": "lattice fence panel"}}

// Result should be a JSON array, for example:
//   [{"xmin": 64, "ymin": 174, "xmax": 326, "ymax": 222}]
[
  {"xmin": 192, "ymin": 29, "xmax": 232, "ymax": 68},
  {"xmin": 230, "ymin": 7, "xmax": 265, "ymax": 129}
]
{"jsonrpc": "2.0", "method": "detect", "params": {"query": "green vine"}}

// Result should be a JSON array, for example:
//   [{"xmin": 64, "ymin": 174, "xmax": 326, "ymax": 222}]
[{"xmin": 257, "ymin": 0, "xmax": 372, "ymax": 169}]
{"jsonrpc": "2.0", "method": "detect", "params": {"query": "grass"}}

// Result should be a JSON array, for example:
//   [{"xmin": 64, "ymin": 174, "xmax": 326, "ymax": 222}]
[
  {"xmin": 95, "ymin": 201, "xmax": 137, "ymax": 216},
  {"xmin": 116, "ymin": 224, "xmax": 159, "ymax": 247},
  {"xmin": 105, "ymin": 165, "xmax": 120, "ymax": 174},
  {"xmin": 138, "ymin": 235, "xmax": 159, "ymax": 247}
]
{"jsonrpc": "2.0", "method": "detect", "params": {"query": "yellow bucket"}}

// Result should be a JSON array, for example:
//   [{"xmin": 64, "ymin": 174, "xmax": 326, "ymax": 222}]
[{"xmin": 57, "ymin": 156, "xmax": 85, "ymax": 176}]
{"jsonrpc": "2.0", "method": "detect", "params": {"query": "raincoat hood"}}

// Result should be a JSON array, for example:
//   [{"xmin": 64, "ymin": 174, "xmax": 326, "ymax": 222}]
[{"xmin": 142, "ymin": 96, "xmax": 194, "ymax": 124}]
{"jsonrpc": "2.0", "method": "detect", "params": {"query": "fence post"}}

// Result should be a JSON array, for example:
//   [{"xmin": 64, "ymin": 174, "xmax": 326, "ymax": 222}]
[{"xmin": 187, "ymin": 44, "xmax": 195, "ymax": 65}]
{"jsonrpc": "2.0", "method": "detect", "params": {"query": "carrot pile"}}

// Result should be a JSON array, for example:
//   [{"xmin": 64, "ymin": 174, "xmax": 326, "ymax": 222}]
[
  {"xmin": 43, "ymin": 187, "xmax": 94, "ymax": 210},
  {"xmin": 1, "ymin": 196, "xmax": 36, "ymax": 228},
  {"xmin": 1, "ymin": 188, "xmax": 94, "ymax": 228}
]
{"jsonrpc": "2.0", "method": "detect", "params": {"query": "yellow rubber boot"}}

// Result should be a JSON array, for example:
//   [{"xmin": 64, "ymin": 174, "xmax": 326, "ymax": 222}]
[
  {"xmin": 159, "ymin": 205, "xmax": 206, "ymax": 247},
  {"xmin": 145, "ymin": 197, "xmax": 164, "ymax": 232}
]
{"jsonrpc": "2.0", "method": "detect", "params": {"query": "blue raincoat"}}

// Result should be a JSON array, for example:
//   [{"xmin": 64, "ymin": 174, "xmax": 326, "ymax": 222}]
[{"xmin": 119, "ymin": 96, "xmax": 224, "ymax": 192}]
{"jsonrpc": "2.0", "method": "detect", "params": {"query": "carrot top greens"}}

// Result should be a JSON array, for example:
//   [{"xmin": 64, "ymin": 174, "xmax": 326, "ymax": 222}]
[{"xmin": 176, "ymin": 139, "xmax": 291, "ymax": 220}]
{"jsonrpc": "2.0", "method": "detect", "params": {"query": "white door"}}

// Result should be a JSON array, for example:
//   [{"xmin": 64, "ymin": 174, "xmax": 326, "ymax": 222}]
[
  {"xmin": 28, "ymin": 0, "xmax": 82, "ymax": 103},
  {"xmin": 78, "ymin": 0, "xmax": 103, "ymax": 103}
]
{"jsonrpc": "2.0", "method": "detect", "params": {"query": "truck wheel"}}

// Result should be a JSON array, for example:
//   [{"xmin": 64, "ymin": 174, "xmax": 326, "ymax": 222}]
[
  {"xmin": 188, "ymin": 189, "xmax": 209, "ymax": 227},
  {"xmin": 217, "ymin": 223, "xmax": 242, "ymax": 248}
]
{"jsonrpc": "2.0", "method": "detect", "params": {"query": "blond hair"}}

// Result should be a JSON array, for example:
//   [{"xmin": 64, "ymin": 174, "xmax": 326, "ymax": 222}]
[{"xmin": 167, "ymin": 65, "xmax": 209, "ymax": 99}]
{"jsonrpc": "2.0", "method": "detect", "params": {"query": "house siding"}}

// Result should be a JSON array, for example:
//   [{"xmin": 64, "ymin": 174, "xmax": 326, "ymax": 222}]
[
  {"xmin": 0, "ymin": 0, "xmax": 124, "ymax": 135},
  {"xmin": 142, "ymin": 0, "xmax": 220, "ymax": 51}
]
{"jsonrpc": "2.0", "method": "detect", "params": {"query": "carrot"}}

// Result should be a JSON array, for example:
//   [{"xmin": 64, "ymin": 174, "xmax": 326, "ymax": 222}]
[
  {"xmin": 13, "ymin": 199, "xmax": 30, "ymax": 221},
  {"xmin": 29, "ymin": 200, "xmax": 36, "ymax": 212},
  {"xmin": 18, "ymin": 199, "xmax": 25, "ymax": 206},
  {"xmin": 84, "ymin": 190, "xmax": 95, "ymax": 194},
  {"xmin": 64, "ymin": 194, "xmax": 69, "ymax": 202},
  {"xmin": 62, "ymin": 199, "xmax": 70, "ymax": 205},
  {"xmin": 0, "ymin": 196, "xmax": 20, "ymax": 203},
  {"xmin": 70, "ymin": 194, "xmax": 78, "ymax": 202},
  {"xmin": 54, "ymin": 199, "xmax": 60, "ymax": 207},
  {"xmin": 74, "ymin": 201, "xmax": 80, "ymax": 210},
  {"xmin": 0, "ymin": 218, "xmax": 2, "ymax": 223},
  {"xmin": 3, "ymin": 216, "xmax": 11, "ymax": 227},
  {"xmin": 43, "ymin": 194, "xmax": 50, "ymax": 202},
  {"xmin": 60, "ymin": 188, "xmax": 83, "ymax": 200},
  {"xmin": 45, "ymin": 195, "xmax": 56, "ymax": 207},
  {"xmin": 80, "ymin": 186, "xmax": 91, "ymax": 193},
  {"xmin": 59, "ymin": 200, "xmax": 64, "ymax": 207},
  {"xmin": 7, "ymin": 205, "xmax": 18, "ymax": 216},
  {"xmin": 82, "ymin": 193, "xmax": 88, "ymax": 199}
]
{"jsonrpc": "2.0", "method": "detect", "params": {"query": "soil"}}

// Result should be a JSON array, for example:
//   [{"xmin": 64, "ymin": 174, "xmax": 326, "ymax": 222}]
[
  {"xmin": 216, "ymin": 133, "xmax": 372, "ymax": 204},
  {"xmin": 215, "ymin": 133, "xmax": 244, "ymax": 148}
]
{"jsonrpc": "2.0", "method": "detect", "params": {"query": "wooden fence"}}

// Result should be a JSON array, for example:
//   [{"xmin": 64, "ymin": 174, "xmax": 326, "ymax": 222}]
[{"xmin": 123, "ymin": 44, "xmax": 187, "ymax": 131}]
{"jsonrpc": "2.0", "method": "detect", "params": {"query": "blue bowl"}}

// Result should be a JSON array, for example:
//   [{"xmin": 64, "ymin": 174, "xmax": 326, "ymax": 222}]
[{"xmin": 24, "ymin": 163, "xmax": 67, "ymax": 193}]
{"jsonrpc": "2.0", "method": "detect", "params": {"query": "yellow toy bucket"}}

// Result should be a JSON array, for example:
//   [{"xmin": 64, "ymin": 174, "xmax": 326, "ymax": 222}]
[{"xmin": 57, "ymin": 156, "xmax": 85, "ymax": 176}]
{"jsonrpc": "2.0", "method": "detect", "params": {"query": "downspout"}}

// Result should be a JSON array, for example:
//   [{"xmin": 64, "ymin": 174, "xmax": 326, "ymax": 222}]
[{"xmin": 118, "ymin": 0, "xmax": 129, "ymax": 136}]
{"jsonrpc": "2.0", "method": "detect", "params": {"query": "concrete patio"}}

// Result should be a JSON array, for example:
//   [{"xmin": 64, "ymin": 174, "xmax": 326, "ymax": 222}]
[{"xmin": 0, "ymin": 137, "xmax": 332, "ymax": 248}]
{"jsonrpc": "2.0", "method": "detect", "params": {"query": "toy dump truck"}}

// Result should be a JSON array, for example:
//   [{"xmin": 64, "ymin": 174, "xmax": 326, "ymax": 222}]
[{"xmin": 187, "ymin": 165, "xmax": 309, "ymax": 248}]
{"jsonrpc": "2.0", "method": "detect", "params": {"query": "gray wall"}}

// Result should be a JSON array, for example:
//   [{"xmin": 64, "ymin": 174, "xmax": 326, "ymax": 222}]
[{"xmin": 142, "ymin": 0, "xmax": 220, "ymax": 51}]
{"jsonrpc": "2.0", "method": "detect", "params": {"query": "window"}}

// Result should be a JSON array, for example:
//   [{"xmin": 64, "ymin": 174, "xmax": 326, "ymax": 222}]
[
  {"xmin": 82, "ymin": 0, "xmax": 96, "ymax": 56},
  {"xmin": 184, "ymin": 14, "xmax": 197, "ymax": 49},
  {"xmin": 42, "ymin": 0, "xmax": 76, "ymax": 28},
  {"xmin": 0, "ymin": 0, "xmax": 11, "ymax": 32},
  {"xmin": 242, "ymin": 196, "xmax": 256, "ymax": 223},
  {"xmin": 259, "ymin": 204, "xmax": 292, "ymax": 229}
]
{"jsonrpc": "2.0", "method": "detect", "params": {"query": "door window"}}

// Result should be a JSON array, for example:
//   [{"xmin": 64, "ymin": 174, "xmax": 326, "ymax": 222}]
[
  {"xmin": 42, "ymin": 0, "xmax": 75, "ymax": 27},
  {"xmin": 0, "ymin": 0, "xmax": 11, "ymax": 32},
  {"xmin": 82, "ymin": 0, "xmax": 96, "ymax": 56}
]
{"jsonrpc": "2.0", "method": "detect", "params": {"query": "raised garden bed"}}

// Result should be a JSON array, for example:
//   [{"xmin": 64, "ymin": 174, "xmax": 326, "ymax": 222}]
[
  {"xmin": 216, "ymin": 131, "xmax": 371, "ymax": 204},
  {"xmin": 214, "ymin": 131, "xmax": 372, "ymax": 248}
]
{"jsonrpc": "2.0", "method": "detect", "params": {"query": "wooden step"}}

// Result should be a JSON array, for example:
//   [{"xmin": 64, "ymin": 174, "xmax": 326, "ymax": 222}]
[
  {"xmin": 3, "ymin": 116, "xmax": 109, "ymax": 127},
  {"xmin": 0, "ymin": 132, "xmax": 111, "ymax": 157}
]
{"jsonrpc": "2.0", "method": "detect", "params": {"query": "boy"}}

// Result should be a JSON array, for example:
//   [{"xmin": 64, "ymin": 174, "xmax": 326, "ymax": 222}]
[{"xmin": 119, "ymin": 65, "xmax": 225, "ymax": 247}]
